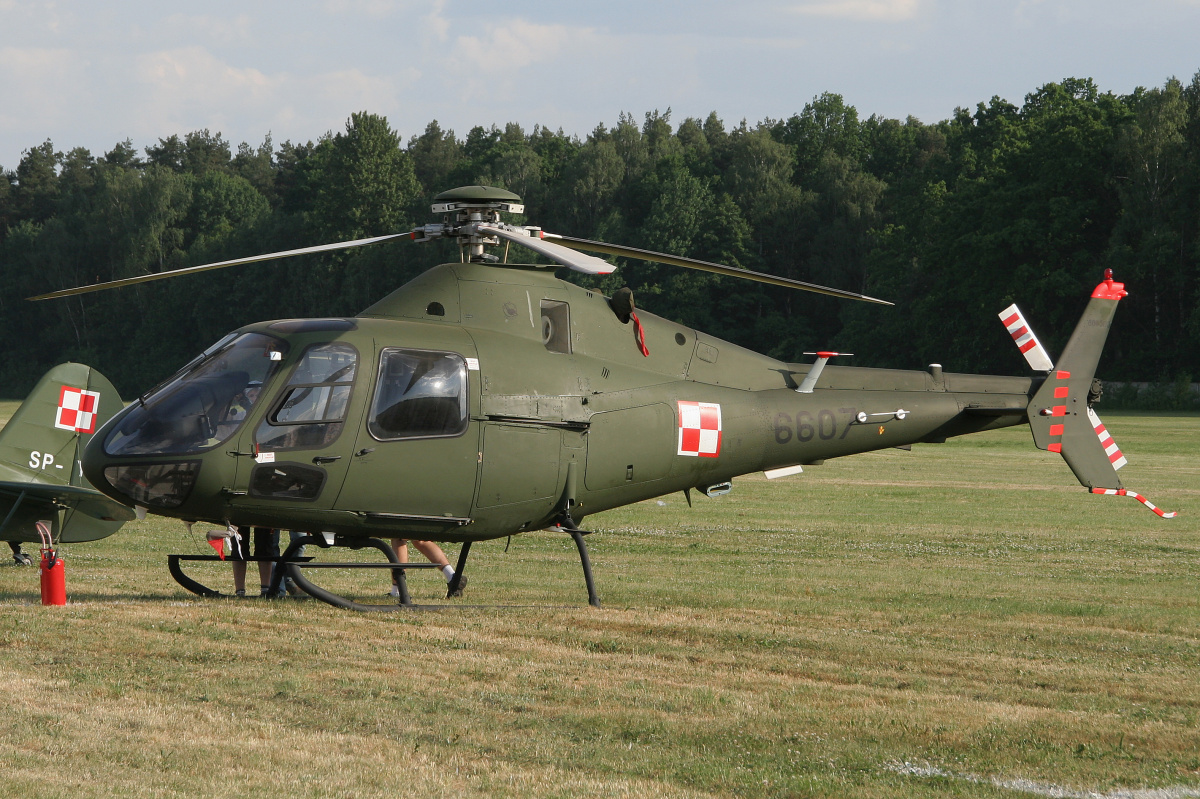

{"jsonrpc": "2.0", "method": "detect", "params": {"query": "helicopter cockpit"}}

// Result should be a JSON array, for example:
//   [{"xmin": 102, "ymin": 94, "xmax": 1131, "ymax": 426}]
[{"xmin": 103, "ymin": 332, "xmax": 289, "ymax": 458}]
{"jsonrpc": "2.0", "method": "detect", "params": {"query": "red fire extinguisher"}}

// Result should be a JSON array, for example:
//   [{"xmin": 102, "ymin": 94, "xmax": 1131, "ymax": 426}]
[
  {"xmin": 35, "ymin": 520, "xmax": 65, "ymax": 606},
  {"xmin": 40, "ymin": 548, "xmax": 66, "ymax": 605}
]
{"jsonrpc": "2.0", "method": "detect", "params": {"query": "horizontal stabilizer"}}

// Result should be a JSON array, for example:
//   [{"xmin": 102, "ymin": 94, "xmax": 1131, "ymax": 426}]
[{"xmin": 0, "ymin": 480, "xmax": 136, "ymax": 543}]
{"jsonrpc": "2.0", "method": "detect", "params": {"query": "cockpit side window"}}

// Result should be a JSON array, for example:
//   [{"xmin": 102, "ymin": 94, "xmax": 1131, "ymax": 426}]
[
  {"xmin": 368, "ymin": 349, "xmax": 468, "ymax": 441},
  {"xmin": 104, "ymin": 333, "xmax": 288, "ymax": 456},
  {"xmin": 256, "ymin": 342, "xmax": 357, "ymax": 452}
]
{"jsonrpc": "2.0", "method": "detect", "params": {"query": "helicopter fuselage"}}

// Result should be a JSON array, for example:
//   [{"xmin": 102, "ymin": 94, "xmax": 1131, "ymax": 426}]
[{"xmin": 82, "ymin": 262, "xmax": 1035, "ymax": 542}]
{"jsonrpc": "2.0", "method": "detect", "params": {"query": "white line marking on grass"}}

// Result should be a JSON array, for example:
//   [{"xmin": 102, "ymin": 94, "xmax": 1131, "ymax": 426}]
[{"xmin": 885, "ymin": 760, "xmax": 1200, "ymax": 799}]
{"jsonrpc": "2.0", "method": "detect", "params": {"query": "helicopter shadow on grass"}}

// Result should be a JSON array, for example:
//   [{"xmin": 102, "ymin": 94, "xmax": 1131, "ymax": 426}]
[{"xmin": 0, "ymin": 588, "xmax": 571, "ymax": 611}]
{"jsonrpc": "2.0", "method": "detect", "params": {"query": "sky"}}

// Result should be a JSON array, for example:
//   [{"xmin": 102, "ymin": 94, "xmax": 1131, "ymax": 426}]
[{"xmin": 2, "ymin": 0, "xmax": 1199, "ymax": 170}]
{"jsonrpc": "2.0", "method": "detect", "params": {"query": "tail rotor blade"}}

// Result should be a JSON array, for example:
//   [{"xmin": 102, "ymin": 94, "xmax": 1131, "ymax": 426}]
[{"xmin": 999, "ymin": 303, "xmax": 1054, "ymax": 371}]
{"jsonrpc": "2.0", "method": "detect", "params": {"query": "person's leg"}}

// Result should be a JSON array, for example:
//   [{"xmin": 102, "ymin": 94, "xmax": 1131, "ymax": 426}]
[
  {"xmin": 8, "ymin": 541, "xmax": 31, "ymax": 565},
  {"xmin": 231, "ymin": 526, "xmax": 251, "ymax": 596},
  {"xmin": 254, "ymin": 528, "xmax": 281, "ymax": 596},
  {"xmin": 232, "ymin": 561, "xmax": 247, "ymax": 594},
  {"xmin": 412, "ymin": 541, "xmax": 465, "ymax": 597},
  {"xmin": 282, "ymin": 531, "xmax": 305, "ymax": 595},
  {"xmin": 411, "ymin": 540, "xmax": 449, "ymax": 568},
  {"xmin": 389, "ymin": 539, "xmax": 409, "ymax": 597}
]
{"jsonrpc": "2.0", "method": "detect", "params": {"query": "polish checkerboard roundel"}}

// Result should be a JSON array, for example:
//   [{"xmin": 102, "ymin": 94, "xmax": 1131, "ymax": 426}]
[
  {"xmin": 677, "ymin": 401, "xmax": 722, "ymax": 457},
  {"xmin": 56, "ymin": 385, "xmax": 101, "ymax": 434}
]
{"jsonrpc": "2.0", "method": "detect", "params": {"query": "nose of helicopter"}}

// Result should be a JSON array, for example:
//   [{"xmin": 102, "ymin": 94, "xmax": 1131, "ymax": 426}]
[
  {"xmin": 79, "ymin": 330, "xmax": 290, "ymax": 515},
  {"xmin": 80, "ymin": 425, "xmax": 207, "ymax": 514}
]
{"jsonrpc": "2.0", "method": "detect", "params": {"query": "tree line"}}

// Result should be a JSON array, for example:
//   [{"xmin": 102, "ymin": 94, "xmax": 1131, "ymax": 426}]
[{"xmin": 2, "ymin": 73, "xmax": 1199, "ymax": 404}]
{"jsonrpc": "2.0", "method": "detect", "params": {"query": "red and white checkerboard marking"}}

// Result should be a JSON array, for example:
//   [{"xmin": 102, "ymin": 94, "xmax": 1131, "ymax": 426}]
[
  {"xmin": 999, "ymin": 303, "xmax": 1054, "ymax": 371},
  {"xmin": 1086, "ymin": 408, "xmax": 1127, "ymax": 470},
  {"xmin": 677, "ymin": 401, "xmax": 722, "ymax": 458},
  {"xmin": 55, "ymin": 386, "xmax": 100, "ymax": 434}
]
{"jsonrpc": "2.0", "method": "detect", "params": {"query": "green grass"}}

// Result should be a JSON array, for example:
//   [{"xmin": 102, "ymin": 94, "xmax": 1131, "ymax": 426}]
[{"xmin": 1, "ymin": 404, "xmax": 1197, "ymax": 798}]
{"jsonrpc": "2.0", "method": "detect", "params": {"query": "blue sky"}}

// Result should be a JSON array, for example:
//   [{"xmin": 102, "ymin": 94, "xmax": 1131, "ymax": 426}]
[{"xmin": 2, "ymin": 0, "xmax": 1199, "ymax": 170}]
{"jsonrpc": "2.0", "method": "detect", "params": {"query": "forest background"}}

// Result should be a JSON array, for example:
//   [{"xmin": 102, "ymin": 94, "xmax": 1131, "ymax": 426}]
[{"xmin": 2, "ymin": 74, "xmax": 1198, "ymax": 408}]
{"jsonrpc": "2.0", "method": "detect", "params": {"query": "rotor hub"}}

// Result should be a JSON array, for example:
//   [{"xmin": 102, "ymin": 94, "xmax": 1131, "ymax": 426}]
[{"xmin": 418, "ymin": 186, "xmax": 528, "ymax": 261}]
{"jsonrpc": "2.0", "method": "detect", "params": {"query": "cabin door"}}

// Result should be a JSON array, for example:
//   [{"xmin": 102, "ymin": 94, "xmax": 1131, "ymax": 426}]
[{"xmin": 333, "ymin": 342, "xmax": 480, "ymax": 522}]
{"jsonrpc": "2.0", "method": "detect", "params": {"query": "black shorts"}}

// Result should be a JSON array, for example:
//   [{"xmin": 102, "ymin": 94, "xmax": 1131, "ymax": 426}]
[{"xmin": 230, "ymin": 527, "xmax": 279, "ymax": 561}]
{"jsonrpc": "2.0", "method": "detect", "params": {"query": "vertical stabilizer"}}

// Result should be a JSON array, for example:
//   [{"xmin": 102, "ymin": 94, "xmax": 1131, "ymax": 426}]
[
  {"xmin": 0, "ymin": 364, "xmax": 133, "ymax": 544},
  {"xmin": 0, "ymin": 363, "xmax": 123, "ymax": 486},
  {"xmin": 1004, "ymin": 272, "xmax": 1172, "ymax": 517},
  {"xmin": 1025, "ymin": 271, "xmax": 1126, "ymax": 490}
]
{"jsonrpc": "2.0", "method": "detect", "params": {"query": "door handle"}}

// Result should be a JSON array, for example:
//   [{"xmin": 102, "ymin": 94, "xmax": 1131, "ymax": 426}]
[
  {"xmin": 312, "ymin": 455, "xmax": 342, "ymax": 465},
  {"xmin": 355, "ymin": 448, "xmax": 375, "ymax": 457}
]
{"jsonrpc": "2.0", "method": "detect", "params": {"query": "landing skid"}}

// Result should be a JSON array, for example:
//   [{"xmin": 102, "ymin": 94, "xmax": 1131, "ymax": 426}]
[
  {"xmin": 169, "ymin": 535, "xmax": 438, "ymax": 612},
  {"xmin": 167, "ymin": 528, "xmax": 603, "ymax": 611}
]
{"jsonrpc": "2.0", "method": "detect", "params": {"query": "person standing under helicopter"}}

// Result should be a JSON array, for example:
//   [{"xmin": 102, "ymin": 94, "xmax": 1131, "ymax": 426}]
[
  {"xmin": 231, "ymin": 526, "xmax": 282, "ymax": 598},
  {"xmin": 389, "ymin": 539, "xmax": 466, "ymax": 598},
  {"xmin": 8, "ymin": 541, "xmax": 32, "ymax": 565}
]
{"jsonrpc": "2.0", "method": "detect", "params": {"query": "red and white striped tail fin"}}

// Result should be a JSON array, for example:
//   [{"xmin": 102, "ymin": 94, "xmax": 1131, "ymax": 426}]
[
  {"xmin": 1086, "ymin": 408, "xmax": 1127, "ymax": 470},
  {"xmin": 999, "ymin": 303, "xmax": 1054, "ymax": 371},
  {"xmin": 1090, "ymin": 488, "xmax": 1177, "ymax": 518}
]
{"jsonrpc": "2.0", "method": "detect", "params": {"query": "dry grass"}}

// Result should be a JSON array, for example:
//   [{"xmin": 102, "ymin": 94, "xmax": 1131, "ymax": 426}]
[{"xmin": 0, "ymin": 404, "xmax": 1197, "ymax": 798}]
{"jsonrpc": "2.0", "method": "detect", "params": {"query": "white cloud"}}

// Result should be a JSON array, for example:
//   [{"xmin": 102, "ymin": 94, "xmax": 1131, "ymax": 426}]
[
  {"xmin": 130, "ymin": 47, "xmax": 284, "ymax": 139},
  {"xmin": 0, "ymin": 47, "xmax": 84, "ymax": 133},
  {"xmin": 320, "ymin": 0, "xmax": 425, "ymax": 19},
  {"xmin": 130, "ymin": 46, "xmax": 426, "ymax": 145},
  {"xmin": 307, "ymin": 67, "xmax": 415, "ymax": 114},
  {"xmin": 136, "ymin": 47, "xmax": 277, "ymax": 103},
  {"xmin": 159, "ymin": 14, "xmax": 256, "ymax": 47},
  {"xmin": 789, "ymin": 0, "xmax": 921, "ymax": 21},
  {"xmin": 438, "ymin": 17, "xmax": 617, "ymax": 110},
  {"xmin": 424, "ymin": 0, "xmax": 450, "ymax": 41},
  {"xmin": 453, "ymin": 19, "xmax": 575, "ymax": 72}
]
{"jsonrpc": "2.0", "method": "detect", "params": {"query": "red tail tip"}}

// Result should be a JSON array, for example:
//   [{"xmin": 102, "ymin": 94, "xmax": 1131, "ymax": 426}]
[{"xmin": 1091, "ymin": 271, "xmax": 1128, "ymax": 301}]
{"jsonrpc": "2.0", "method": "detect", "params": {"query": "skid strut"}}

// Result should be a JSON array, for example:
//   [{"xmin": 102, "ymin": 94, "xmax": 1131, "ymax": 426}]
[{"xmin": 553, "ymin": 512, "xmax": 601, "ymax": 607}]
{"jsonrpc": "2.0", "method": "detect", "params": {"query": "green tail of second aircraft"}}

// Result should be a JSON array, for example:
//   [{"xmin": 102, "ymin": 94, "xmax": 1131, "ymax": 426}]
[{"xmin": 0, "ymin": 363, "xmax": 136, "ymax": 544}]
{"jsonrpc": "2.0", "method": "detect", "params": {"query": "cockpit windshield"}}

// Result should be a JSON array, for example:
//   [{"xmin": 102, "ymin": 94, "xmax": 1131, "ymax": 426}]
[{"xmin": 104, "ymin": 332, "xmax": 289, "ymax": 456}]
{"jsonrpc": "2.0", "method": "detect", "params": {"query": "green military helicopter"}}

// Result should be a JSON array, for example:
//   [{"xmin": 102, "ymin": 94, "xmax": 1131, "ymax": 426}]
[{"xmin": 29, "ymin": 186, "xmax": 1173, "ymax": 610}]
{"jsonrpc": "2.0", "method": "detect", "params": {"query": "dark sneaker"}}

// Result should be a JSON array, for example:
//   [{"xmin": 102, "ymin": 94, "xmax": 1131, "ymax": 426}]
[
  {"xmin": 447, "ymin": 574, "xmax": 467, "ymax": 598},
  {"xmin": 12, "ymin": 553, "xmax": 32, "ymax": 566}
]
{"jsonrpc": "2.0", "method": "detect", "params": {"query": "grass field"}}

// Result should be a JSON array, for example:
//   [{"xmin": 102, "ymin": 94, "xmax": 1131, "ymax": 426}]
[{"xmin": 0, "ymin": 404, "xmax": 1197, "ymax": 798}]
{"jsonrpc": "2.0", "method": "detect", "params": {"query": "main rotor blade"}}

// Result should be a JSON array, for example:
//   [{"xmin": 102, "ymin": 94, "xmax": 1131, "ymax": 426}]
[
  {"xmin": 477, "ymin": 224, "xmax": 614, "ymax": 275},
  {"xmin": 546, "ymin": 235, "xmax": 893, "ymax": 306},
  {"xmin": 27, "ymin": 233, "xmax": 410, "ymax": 301}
]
